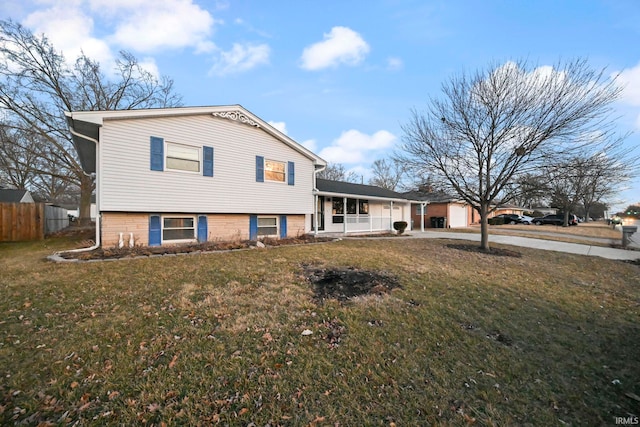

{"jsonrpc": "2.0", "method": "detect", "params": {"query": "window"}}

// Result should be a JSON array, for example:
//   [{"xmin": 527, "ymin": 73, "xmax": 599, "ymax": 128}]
[
  {"xmin": 166, "ymin": 142, "xmax": 200, "ymax": 172},
  {"xmin": 163, "ymin": 217, "xmax": 196, "ymax": 241},
  {"xmin": 346, "ymin": 198, "xmax": 357, "ymax": 214},
  {"xmin": 257, "ymin": 217, "xmax": 278, "ymax": 236},
  {"xmin": 265, "ymin": 160, "xmax": 285, "ymax": 182},
  {"xmin": 359, "ymin": 200, "xmax": 369, "ymax": 215},
  {"xmin": 332, "ymin": 199, "xmax": 344, "ymax": 223}
]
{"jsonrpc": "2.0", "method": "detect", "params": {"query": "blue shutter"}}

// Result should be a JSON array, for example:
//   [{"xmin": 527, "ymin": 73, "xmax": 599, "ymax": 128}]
[
  {"xmin": 287, "ymin": 161, "xmax": 295, "ymax": 186},
  {"xmin": 149, "ymin": 215, "xmax": 161, "ymax": 246},
  {"xmin": 256, "ymin": 156, "xmax": 264, "ymax": 182},
  {"xmin": 197, "ymin": 215, "xmax": 208, "ymax": 242},
  {"xmin": 249, "ymin": 215, "xmax": 258, "ymax": 240},
  {"xmin": 150, "ymin": 137, "xmax": 164, "ymax": 171},
  {"xmin": 280, "ymin": 215, "xmax": 287, "ymax": 239},
  {"xmin": 203, "ymin": 146, "xmax": 214, "ymax": 177}
]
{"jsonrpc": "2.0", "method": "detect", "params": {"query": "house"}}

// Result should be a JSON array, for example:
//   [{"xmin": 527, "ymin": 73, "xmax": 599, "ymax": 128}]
[
  {"xmin": 313, "ymin": 179, "xmax": 412, "ymax": 234},
  {"xmin": 403, "ymin": 190, "xmax": 475, "ymax": 229},
  {"xmin": 0, "ymin": 188, "xmax": 35, "ymax": 203},
  {"xmin": 66, "ymin": 105, "xmax": 326, "ymax": 247},
  {"xmin": 490, "ymin": 204, "xmax": 527, "ymax": 217},
  {"xmin": 66, "ymin": 195, "xmax": 97, "ymax": 221}
]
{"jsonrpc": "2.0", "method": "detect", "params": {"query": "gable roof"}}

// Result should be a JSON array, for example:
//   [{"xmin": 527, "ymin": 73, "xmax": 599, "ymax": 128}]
[
  {"xmin": 66, "ymin": 105, "xmax": 326, "ymax": 174},
  {"xmin": 0, "ymin": 189, "xmax": 33, "ymax": 203},
  {"xmin": 316, "ymin": 178, "xmax": 409, "ymax": 202}
]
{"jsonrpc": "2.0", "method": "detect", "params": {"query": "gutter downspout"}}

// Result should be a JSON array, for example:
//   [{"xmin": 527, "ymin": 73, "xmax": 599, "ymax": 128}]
[{"xmin": 55, "ymin": 125, "xmax": 101, "ymax": 255}]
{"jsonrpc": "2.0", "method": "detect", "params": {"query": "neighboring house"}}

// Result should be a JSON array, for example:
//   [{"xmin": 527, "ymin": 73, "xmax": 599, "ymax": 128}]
[
  {"xmin": 66, "ymin": 105, "xmax": 326, "ymax": 247},
  {"xmin": 403, "ymin": 190, "xmax": 475, "ymax": 229},
  {"xmin": 0, "ymin": 188, "xmax": 35, "ymax": 203},
  {"xmin": 490, "ymin": 204, "xmax": 526, "ymax": 217},
  {"xmin": 313, "ymin": 179, "xmax": 412, "ymax": 234},
  {"xmin": 67, "ymin": 195, "xmax": 97, "ymax": 221},
  {"xmin": 531, "ymin": 206, "xmax": 557, "ymax": 215}
]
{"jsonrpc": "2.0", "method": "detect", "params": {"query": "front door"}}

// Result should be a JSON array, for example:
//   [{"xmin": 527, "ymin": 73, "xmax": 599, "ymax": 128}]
[{"xmin": 312, "ymin": 196, "xmax": 325, "ymax": 231}]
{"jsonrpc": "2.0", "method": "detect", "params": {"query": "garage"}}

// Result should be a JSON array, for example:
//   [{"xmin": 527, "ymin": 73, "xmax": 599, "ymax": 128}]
[{"xmin": 448, "ymin": 203, "xmax": 468, "ymax": 228}]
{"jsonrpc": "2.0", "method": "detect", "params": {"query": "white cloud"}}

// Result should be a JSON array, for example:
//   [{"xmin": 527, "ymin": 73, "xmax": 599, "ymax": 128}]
[
  {"xmin": 300, "ymin": 26, "xmax": 370, "ymax": 71},
  {"xmin": 23, "ymin": 4, "xmax": 115, "ymax": 67},
  {"xmin": 21, "ymin": 0, "xmax": 219, "ymax": 76},
  {"xmin": 209, "ymin": 42, "xmax": 270, "ymax": 76},
  {"xmin": 318, "ymin": 129, "xmax": 396, "ymax": 164},
  {"xmin": 301, "ymin": 139, "xmax": 317, "ymax": 152},
  {"xmin": 138, "ymin": 57, "xmax": 160, "ymax": 79},
  {"xmin": 387, "ymin": 57, "xmax": 403, "ymax": 71},
  {"xmin": 267, "ymin": 121, "xmax": 287, "ymax": 134},
  {"xmin": 106, "ymin": 0, "xmax": 217, "ymax": 53},
  {"xmin": 617, "ymin": 62, "xmax": 640, "ymax": 106}
]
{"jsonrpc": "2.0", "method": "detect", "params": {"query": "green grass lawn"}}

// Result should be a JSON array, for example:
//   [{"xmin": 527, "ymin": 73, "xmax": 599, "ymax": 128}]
[{"xmin": 1, "ymin": 235, "xmax": 639, "ymax": 425}]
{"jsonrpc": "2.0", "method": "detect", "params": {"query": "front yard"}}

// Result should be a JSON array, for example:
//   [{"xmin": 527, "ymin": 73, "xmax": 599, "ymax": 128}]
[{"xmin": 0, "ymin": 234, "xmax": 638, "ymax": 425}]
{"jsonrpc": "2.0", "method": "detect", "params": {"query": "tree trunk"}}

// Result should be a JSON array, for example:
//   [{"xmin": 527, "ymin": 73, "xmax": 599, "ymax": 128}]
[
  {"xmin": 479, "ymin": 204, "xmax": 490, "ymax": 251},
  {"xmin": 78, "ymin": 175, "xmax": 94, "ymax": 226}
]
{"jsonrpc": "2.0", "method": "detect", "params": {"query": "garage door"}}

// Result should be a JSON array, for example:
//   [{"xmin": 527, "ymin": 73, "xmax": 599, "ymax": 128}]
[{"xmin": 448, "ymin": 204, "xmax": 467, "ymax": 228}]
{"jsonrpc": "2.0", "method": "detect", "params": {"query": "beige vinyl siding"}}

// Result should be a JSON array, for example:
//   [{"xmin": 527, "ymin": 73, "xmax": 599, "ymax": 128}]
[{"xmin": 98, "ymin": 115, "xmax": 315, "ymax": 214}]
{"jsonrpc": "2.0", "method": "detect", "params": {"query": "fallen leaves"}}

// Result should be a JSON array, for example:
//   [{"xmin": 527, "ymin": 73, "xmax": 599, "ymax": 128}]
[{"xmin": 168, "ymin": 354, "xmax": 179, "ymax": 369}]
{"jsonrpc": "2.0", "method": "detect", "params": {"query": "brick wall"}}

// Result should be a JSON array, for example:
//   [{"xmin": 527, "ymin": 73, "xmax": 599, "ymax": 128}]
[
  {"xmin": 101, "ymin": 212, "xmax": 149, "ymax": 247},
  {"xmin": 286, "ymin": 214, "xmax": 306, "ymax": 237},
  {"xmin": 411, "ymin": 203, "xmax": 448, "ymax": 229},
  {"xmin": 207, "ymin": 214, "xmax": 250, "ymax": 241},
  {"xmin": 100, "ymin": 212, "xmax": 307, "ymax": 247}
]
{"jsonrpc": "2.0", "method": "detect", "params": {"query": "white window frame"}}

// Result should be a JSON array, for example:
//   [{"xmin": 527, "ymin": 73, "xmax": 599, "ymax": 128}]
[
  {"xmin": 257, "ymin": 216, "xmax": 279, "ymax": 237},
  {"xmin": 162, "ymin": 215, "xmax": 197, "ymax": 243},
  {"xmin": 264, "ymin": 159, "xmax": 286, "ymax": 183},
  {"xmin": 165, "ymin": 142, "xmax": 201, "ymax": 174}
]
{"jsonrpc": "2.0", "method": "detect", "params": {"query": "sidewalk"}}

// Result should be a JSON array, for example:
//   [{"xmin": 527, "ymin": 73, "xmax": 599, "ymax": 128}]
[{"xmin": 404, "ymin": 231, "xmax": 640, "ymax": 261}]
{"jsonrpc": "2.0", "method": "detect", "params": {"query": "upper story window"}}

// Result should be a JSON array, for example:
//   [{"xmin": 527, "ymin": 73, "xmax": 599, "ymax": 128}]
[
  {"xmin": 166, "ymin": 142, "xmax": 200, "ymax": 173},
  {"xmin": 265, "ymin": 159, "xmax": 286, "ymax": 182}
]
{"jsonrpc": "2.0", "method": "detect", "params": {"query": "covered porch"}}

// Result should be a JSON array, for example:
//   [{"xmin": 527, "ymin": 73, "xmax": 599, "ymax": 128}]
[{"xmin": 312, "ymin": 179, "xmax": 412, "ymax": 235}]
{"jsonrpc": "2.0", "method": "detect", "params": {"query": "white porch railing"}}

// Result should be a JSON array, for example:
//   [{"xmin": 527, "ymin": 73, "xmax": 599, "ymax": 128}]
[{"xmin": 343, "ymin": 215, "xmax": 392, "ymax": 232}]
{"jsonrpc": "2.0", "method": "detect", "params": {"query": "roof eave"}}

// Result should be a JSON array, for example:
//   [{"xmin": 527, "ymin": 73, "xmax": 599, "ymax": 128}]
[{"xmin": 314, "ymin": 189, "xmax": 410, "ymax": 203}]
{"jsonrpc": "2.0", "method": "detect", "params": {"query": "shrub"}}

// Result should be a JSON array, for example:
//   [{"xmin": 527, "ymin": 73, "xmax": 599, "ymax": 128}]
[
  {"xmin": 488, "ymin": 217, "xmax": 505, "ymax": 225},
  {"xmin": 393, "ymin": 221, "xmax": 408, "ymax": 234}
]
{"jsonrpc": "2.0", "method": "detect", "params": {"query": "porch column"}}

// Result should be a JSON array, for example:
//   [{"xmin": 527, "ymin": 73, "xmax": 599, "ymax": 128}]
[
  {"xmin": 390, "ymin": 201, "xmax": 393, "ymax": 231},
  {"xmin": 314, "ymin": 194, "xmax": 319, "ymax": 236},
  {"xmin": 420, "ymin": 203, "xmax": 425, "ymax": 232},
  {"xmin": 343, "ymin": 197, "xmax": 347, "ymax": 234}
]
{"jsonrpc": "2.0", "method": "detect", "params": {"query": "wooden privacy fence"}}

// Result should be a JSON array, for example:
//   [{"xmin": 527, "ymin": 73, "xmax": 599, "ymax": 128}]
[{"xmin": 0, "ymin": 203, "xmax": 45, "ymax": 242}]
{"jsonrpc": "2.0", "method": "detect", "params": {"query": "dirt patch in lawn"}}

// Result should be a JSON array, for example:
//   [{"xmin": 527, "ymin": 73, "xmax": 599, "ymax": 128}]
[
  {"xmin": 446, "ymin": 243, "xmax": 522, "ymax": 258},
  {"xmin": 304, "ymin": 265, "xmax": 401, "ymax": 303}
]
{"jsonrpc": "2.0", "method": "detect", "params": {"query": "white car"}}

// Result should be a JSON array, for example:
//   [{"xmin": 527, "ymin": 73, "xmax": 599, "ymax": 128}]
[{"xmin": 519, "ymin": 215, "xmax": 534, "ymax": 225}]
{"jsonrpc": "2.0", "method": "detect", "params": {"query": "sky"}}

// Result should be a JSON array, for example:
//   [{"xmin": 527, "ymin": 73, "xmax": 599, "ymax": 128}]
[{"xmin": 2, "ymin": 0, "xmax": 640, "ymax": 211}]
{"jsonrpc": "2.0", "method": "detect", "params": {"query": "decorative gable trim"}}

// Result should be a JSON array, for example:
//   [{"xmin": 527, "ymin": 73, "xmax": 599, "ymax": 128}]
[{"xmin": 212, "ymin": 111, "xmax": 260, "ymax": 128}]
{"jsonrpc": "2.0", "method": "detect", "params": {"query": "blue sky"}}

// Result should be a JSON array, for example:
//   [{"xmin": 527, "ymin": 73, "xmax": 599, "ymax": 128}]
[{"xmin": 2, "ymin": 0, "xmax": 640, "ymax": 211}]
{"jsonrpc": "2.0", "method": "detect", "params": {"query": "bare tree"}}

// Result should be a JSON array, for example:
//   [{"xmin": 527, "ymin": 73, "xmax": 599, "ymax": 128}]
[
  {"xmin": 0, "ymin": 126, "xmax": 40, "ymax": 189},
  {"xmin": 0, "ymin": 20, "xmax": 182, "ymax": 223},
  {"xmin": 399, "ymin": 59, "xmax": 622, "ymax": 250},
  {"xmin": 368, "ymin": 158, "xmax": 406, "ymax": 190},
  {"xmin": 317, "ymin": 162, "xmax": 361, "ymax": 183},
  {"xmin": 508, "ymin": 173, "xmax": 549, "ymax": 210}
]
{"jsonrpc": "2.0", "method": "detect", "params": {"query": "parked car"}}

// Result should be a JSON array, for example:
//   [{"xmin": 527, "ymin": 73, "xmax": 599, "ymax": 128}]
[
  {"xmin": 519, "ymin": 215, "xmax": 534, "ymax": 225},
  {"xmin": 532, "ymin": 213, "xmax": 578, "ymax": 226},
  {"xmin": 489, "ymin": 214, "xmax": 530, "ymax": 225}
]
